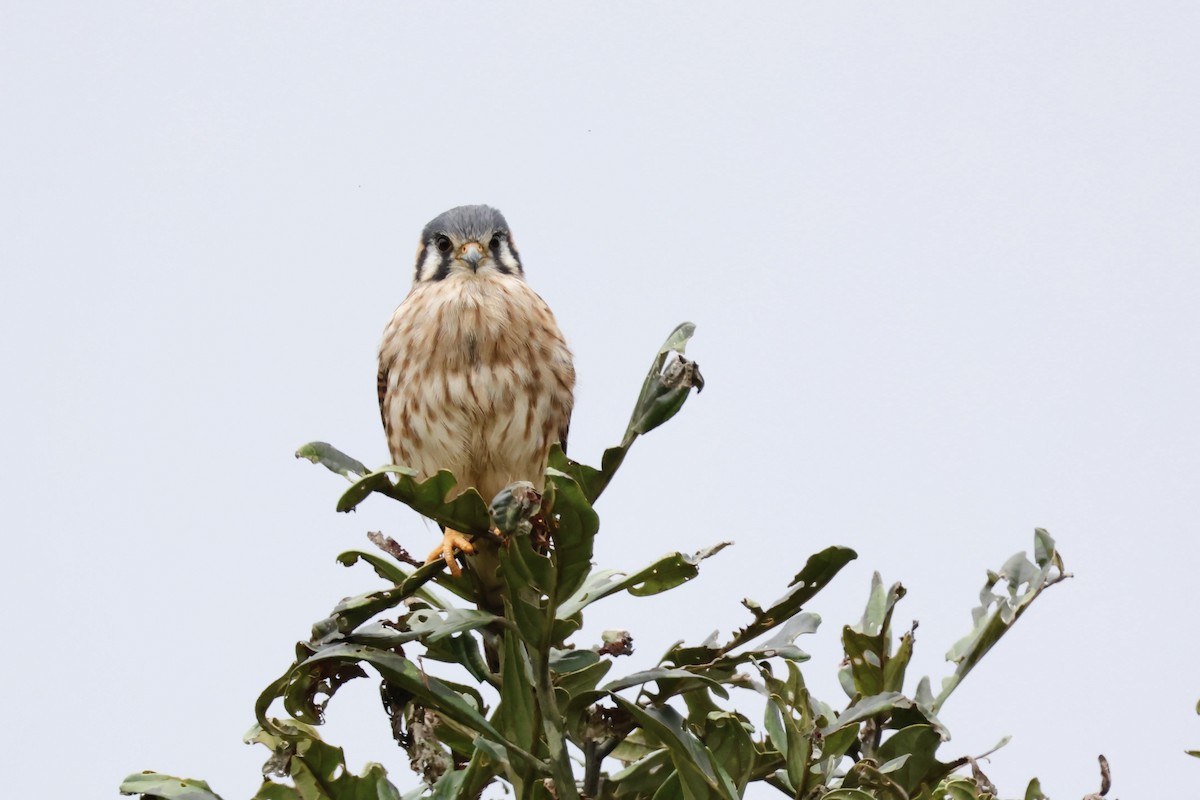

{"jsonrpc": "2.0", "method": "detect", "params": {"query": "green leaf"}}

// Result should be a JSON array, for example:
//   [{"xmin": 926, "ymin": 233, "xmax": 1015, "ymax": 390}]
[
  {"xmin": 820, "ymin": 790, "xmax": 875, "ymax": 800},
  {"xmin": 603, "ymin": 667, "xmax": 728, "ymax": 699},
  {"xmin": 553, "ymin": 657, "xmax": 613, "ymax": 703},
  {"xmin": 497, "ymin": 631, "xmax": 538, "ymax": 756},
  {"xmin": 499, "ymin": 537, "xmax": 555, "ymax": 650},
  {"xmin": 406, "ymin": 607, "xmax": 501, "ymax": 642},
  {"xmin": 337, "ymin": 466, "xmax": 492, "ymax": 535},
  {"xmin": 842, "ymin": 627, "xmax": 884, "ymax": 696},
  {"xmin": 874, "ymin": 725, "xmax": 953, "ymax": 793},
  {"xmin": 624, "ymin": 323, "xmax": 702, "ymax": 444},
  {"xmin": 421, "ymin": 632, "xmax": 494, "ymax": 687},
  {"xmin": 544, "ymin": 468, "xmax": 598, "ymax": 602},
  {"xmin": 934, "ymin": 529, "xmax": 1068, "ymax": 710},
  {"xmin": 546, "ymin": 324, "xmax": 702, "ymax": 505},
  {"xmin": 727, "ymin": 546, "xmax": 857, "ymax": 650},
  {"xmin": 241, "ymin": 725, "xmax": 403, "ymax": 800},
  {"xmin": 820, "ymin": 692, "xmax": 910, "ymax": 737},
  {"xmin": 284, "ymin": 643, "xmax": 546, "ymax": 775},
  {"xmin": 702, "ymin": 712, "xmax": 757, "ymax": 792},
  {"xmin": 608, "ymin": 698, "xmax": 737, "ymax": 800},
  {"xmin": 1024, "ymin": 777, "xmax": 1048, "ymax": 800},
  {"xmin": 842, "ymin": 760, "xmax": 908, "ymax": 800},
  {"xmin": 558, "ymin": 543, "xmax": 730, "ymax": 620},
  {"xmin": 548, "ymin": 648, "xmax": 600, "ymax": 673},
  {"xmin": 937, "ymin": 777, "xmax": 990, "ymax": 800},
  {"xmin": 310, "ymin": 558, "xmax": 449, "ymax": 645},
  {"xmin": 287, "ymin": 739, "xmax": 401, "ymax": 800},
  {"xmin": 884, "ymin": 628, "xmax": 914, "ymax": 693},
  {"xmin": 120, "ymin": 773, "xmax": 224, "ymax": 800},
  {"xmin": 549, "ymin": 444, "xmax": 626, "ymax": 506},
  {"xmin": 295, "ymin": 442, "xmax": 368, "ymax": 483}
]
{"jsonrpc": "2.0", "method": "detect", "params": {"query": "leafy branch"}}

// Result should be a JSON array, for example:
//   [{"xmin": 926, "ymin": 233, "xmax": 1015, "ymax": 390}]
[{"xmin": 123, "ymin": 323, "xmax": 1102, "ymax": 800}]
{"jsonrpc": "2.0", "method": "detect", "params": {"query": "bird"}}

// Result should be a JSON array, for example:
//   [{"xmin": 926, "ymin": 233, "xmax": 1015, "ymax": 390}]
[{"xmin": 377, "ymin": 205, "xmax": 575, "ymax": 598}]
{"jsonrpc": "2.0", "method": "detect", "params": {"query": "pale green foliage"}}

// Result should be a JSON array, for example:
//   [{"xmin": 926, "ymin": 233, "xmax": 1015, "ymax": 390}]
[{"xmin": 124, "ymin": 325, "xmax": 1097, "ymax": 800}]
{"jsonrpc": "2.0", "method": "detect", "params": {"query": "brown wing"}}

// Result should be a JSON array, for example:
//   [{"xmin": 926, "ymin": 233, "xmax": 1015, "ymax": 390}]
[
  {"xmin": 376, "ymin": 357, "xmax": 390, "ymax": 431},
  {"xmin": 557, "ymin": 417, "xmax": 570, "ymax": 456}
]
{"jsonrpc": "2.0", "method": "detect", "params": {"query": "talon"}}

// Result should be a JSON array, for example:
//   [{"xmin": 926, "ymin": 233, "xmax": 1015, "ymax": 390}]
[{"xmin": 426, "ymin": 529, "xmax": 475, "ymax": 576}]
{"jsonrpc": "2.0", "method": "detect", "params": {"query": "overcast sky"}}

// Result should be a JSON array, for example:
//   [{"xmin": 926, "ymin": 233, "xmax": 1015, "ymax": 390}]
[{"xmin": 3, "ymin": 3, "xmax": 1198, "ymax": 798}]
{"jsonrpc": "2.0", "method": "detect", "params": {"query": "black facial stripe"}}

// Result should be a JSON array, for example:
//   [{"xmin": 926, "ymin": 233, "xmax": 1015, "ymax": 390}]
[
  {"xmin": 412, "ymin": 243, "xmax": 427, "ymax": 282},
  {"xmin": 489, "ymin": 235, "xmax": 513, "ymax": 275},
  {"xmin": 430, "ymin": 248, "xmax": 452, "ymax": 281}
]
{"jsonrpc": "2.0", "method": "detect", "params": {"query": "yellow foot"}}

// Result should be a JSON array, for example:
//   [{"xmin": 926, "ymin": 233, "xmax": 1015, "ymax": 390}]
[{"xmin": 427, "ymin": 528, "xmax": 475, "ymax": 576}]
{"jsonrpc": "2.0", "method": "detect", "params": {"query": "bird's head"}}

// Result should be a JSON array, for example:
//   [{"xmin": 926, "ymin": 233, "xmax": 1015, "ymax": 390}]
[{"xmin": 412, "ymin": 205, "xmax": 524, "ymax": 284}]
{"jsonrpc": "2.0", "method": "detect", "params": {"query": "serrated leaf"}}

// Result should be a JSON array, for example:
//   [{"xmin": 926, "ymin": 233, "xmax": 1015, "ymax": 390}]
[
  {"xmin": 337, "ymin": 466, "xmax": 492, "ymax": 535},
  {"xmin": 283, "ymin": 643, "xmax": 544, "ymax": 774},
  {"xmin": 727, "ymin": 546, "xmax": 857, "ymax": 650}
]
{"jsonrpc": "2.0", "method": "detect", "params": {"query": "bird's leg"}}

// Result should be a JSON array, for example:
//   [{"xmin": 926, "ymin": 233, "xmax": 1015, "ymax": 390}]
[{"xmin": 427, "ymin": 528, "xmax": 475, "ymax": 576}]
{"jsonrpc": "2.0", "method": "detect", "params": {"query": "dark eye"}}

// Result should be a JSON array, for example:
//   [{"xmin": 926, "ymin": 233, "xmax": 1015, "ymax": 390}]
[
  {"xmin": 491, "ymin": 232, "xmax": 506, "ymax": 248},
  {"xmin": 435, "ymin": 235, "xmax": 453, "ymax": 254}
]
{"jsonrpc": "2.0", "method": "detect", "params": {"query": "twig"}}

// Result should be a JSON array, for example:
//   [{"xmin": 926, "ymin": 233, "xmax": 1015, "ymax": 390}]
[
  {"xmin": 1082, "ymin": 754, "xmax": 1113, "ymax": 800},
  {"xmin": 368, "ymin": 531, "xmax": 423, "ymax": 566}
]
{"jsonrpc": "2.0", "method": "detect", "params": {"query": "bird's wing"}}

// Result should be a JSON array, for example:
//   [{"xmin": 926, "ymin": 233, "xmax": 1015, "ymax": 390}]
[
  {"xmin": 376, "ymin": 356, "xmax": 391, "ymax": 430},
  {"xmin": 558, "ymin": 416, "xmax": 570, "ymax": 456}
]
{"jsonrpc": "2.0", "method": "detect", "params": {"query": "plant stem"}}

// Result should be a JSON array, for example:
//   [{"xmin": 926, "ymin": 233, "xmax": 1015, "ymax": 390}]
[{"xmin": 533, "ymin": 648, "xmax": 579, "ymax": 799}]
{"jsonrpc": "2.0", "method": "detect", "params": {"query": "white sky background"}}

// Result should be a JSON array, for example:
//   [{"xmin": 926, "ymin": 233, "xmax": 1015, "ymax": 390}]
[{"xmin": 2, "ymin": 2, "xmax": 1198, "ymax": 797}]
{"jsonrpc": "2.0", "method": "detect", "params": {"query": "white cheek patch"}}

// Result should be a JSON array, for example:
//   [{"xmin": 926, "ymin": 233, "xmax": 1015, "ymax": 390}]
[
  {"xmin": 497, "ymin": 241, "xmax": 522, "ymax": 274},
  {"xmin": 416, "ymin": 246, "xmax": 445, "ymax": 283}
]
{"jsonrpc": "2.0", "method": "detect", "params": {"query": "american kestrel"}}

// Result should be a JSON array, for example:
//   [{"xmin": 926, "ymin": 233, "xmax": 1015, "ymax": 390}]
[{"xmin": 377, "ymin": 205, "xmax": 575, "ymax": 588}]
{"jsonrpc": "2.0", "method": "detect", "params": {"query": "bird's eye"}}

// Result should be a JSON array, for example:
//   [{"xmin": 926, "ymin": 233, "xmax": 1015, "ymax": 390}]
[
  {"xmin": 435, "ymin": 235, "xmax": 453, "ymax": 254},
  {"xmin": 491, "ymin": 232, "xmax": 506, "ymax": 248}
]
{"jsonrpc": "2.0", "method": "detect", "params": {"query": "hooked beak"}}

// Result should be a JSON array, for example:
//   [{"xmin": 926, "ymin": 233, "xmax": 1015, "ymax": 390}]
[{"xmin": 459, "ymin": 241, "xmax": 484, "ymax": 271}]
